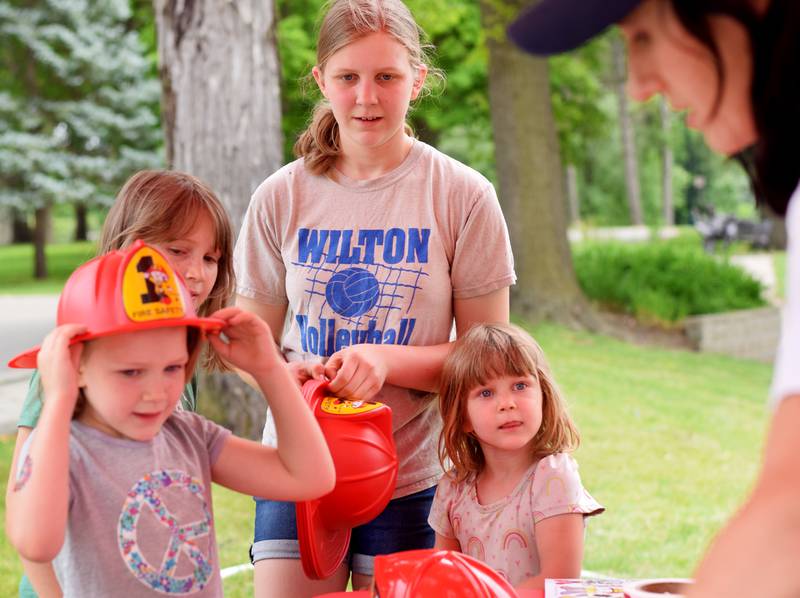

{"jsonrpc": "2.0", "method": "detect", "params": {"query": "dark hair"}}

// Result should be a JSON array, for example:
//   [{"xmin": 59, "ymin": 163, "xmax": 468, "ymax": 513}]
[{"xmin": 670, "ymin": 0, "xmax": 800, "ymax": 216}]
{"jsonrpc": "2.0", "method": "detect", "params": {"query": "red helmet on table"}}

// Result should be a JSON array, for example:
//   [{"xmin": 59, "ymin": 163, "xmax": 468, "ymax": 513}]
[{"xmin": 372, "ymin": 549, "xmax": 519, "ymax": 598}]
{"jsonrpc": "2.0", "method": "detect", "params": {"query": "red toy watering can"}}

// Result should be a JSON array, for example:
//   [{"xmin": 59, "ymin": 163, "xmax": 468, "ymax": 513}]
[{"xmin": 296, "ymin": 379, "xmax": 398, "ymax": 579}]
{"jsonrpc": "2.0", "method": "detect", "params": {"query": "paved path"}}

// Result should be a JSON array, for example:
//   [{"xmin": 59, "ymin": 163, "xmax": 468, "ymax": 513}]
[
  {"xmin": 0, "ymin": 295, "xmax": 59, "ymax": 435},
  {"xmin": 730, "ymin": 254, "xmax": 779, "ymax": 305}
]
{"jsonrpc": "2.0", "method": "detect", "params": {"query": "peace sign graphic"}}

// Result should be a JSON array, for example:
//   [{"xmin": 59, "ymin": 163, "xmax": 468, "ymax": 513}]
[{"xmin": 118, "ymin": 470, "xmax": 214, "ymax": 594}]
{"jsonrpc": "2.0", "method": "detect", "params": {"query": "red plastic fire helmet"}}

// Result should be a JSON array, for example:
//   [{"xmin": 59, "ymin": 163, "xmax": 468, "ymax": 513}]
[
  {"xmin": 372, "ymin": 549, "xmax": 519, "ymax": 598},
  {"xmin": 8, "ymin": 240, "xmax": 223, "ymax": 369},
  {"xmin": 297, "ymin": 379, "xmax": 398, "ymax": 580}
]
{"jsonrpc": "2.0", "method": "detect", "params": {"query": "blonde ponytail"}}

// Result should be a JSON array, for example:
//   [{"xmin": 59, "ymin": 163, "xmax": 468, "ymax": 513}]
[
  {"xmin": 294, "ymin": 100, "xmax": 417, "ymax": 175},
  {"xmin": 293, "ymin": 102, "xmax": 341, "ymax": 176}
]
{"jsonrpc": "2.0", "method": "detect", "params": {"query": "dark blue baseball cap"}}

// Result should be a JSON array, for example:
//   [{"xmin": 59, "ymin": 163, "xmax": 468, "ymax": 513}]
[{"xmin": 508, "ymin": 0, "xmax": 644, "ymax": 56}]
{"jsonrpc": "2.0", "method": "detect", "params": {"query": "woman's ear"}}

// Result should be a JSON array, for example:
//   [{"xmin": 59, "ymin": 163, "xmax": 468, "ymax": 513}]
[
  {"xmin": 410, "ymin": 64, "xmax": 428, "ymax": 100},
  {"xmin": 312, "ymin": 66, "xmax": 328, "ymax": 98}
]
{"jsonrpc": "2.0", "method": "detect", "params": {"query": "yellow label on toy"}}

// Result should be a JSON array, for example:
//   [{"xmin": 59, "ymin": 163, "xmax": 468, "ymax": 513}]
[
  {"xmin": 321, "ymin": 397, "xmax": 382, "ymax": 415},
  {"xmin": 122, "ymin": 246, "xmax": 185, "ymax": 322}
]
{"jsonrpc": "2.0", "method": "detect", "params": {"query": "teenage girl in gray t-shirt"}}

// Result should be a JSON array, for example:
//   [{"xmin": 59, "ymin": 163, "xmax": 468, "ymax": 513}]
[{"xmin": 234, "ymin": 1, "xmax": 515, "ymax": 596}]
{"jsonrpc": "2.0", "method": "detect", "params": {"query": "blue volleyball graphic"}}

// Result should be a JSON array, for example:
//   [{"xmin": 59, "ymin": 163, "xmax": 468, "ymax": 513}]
[{"xmin": 325, "ymin": 267, "xmax": 381, "ymax": 317}]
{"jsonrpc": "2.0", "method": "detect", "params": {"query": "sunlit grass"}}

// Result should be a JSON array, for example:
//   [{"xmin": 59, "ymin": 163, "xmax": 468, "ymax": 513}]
[{"xmin": 530, "ymin": 321, "xmax": 769, "ymax": 578}]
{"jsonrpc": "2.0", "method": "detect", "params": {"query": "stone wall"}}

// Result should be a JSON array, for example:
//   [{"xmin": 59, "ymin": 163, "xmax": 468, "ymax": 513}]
[{"xmin": 685, "ymin": 306, "xmax": 781, "ymax": 363}]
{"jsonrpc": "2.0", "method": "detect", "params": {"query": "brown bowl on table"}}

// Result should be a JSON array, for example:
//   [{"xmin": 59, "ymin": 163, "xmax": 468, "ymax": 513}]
[{"xmin": 624, "ymin": 578, "xmax": 693, "ymax": 597}]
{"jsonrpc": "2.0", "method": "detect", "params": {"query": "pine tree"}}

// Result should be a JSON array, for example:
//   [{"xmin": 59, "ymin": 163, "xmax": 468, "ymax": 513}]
[{"xmin": 0, "ymin": 0, "xmax": 162, "ymax": 276}]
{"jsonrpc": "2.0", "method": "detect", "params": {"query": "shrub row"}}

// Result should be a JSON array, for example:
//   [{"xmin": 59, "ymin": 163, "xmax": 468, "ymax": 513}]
[{"xmin": 572, "ymin": 240, "xmax": 766, "ymax": 324}]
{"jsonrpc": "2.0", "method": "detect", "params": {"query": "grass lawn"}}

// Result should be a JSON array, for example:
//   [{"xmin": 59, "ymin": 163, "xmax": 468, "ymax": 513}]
[
  {"xmin": 0, "ymin": 320, "xmax": 771, "ymax": 595},
  {"xmin": 533, "ymin": 322, "xmax": 770, "ymax": 579},
  {"xmin": 0, "ymin": 243, "xmax": 96, "ymax": 294}
]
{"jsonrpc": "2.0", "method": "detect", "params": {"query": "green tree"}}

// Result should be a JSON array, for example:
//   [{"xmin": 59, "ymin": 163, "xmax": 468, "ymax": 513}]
[
  {"xmin": 479, "ymin": 0, "xmax": 596, "ymax": 327},
  {"xmin": 0, "ymin": 0, "xmax": 162, "ymax": 275},
  {"xmin": 276, "ymin": 0, "xmax": 324, "ymax": 161},
  {"xmin": 407, "ymin": 0, "xmax": 495, "ymax": 178},
  {"xmin": 549, "ymin": 34, "xmax": 614, "ymax": 222}
]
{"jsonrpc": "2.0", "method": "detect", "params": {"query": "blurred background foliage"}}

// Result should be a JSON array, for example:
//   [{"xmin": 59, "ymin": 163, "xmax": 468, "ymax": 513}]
[
  {"xmin": 276, "ymin": 0, "xmax": 754, "ymax": 226},
  {"xmin": 0, "ymin": 0, "xmax": 758, "ymax": 287},
  {"xmin": 0, "ymin": 0, "xmax": 755, "ymax": 234}
]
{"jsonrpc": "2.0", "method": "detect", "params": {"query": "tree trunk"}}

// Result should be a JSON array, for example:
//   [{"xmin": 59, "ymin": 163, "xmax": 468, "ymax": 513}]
[
  {"xmin": 12, "ymin": 207, "xmax": 32, "ymax": 243},
  {"xmin": 612, "ymin": 36, "xmax": 643, "ymax": 225},
  {"xmin": 565, "ymin": 164, "xmax": 580, "ymax": 225},
  {"xmin": 33, "ymin": 205, "xmax": 50, "ymax": 279},
  {"xmin": 479, "ymin": 0, "xmax": 597, "ymax": 328},
  {"xmin": 683, "ymin": 128, "xmax": 708, "ymax": 224},
  {"xmin": 154, "ymin": 0, "xmax": 283, "ymax": 235},
  {"xmin": 660, "ymin": 98, "xmax": 674, "ymax": 226},
  {"xmin": 74, "ymin": 202, "xmax": 89, "ymax": 241},
  {"xmin": 154, "ymin": 0, "xmax": 284, "ymax": 438}
]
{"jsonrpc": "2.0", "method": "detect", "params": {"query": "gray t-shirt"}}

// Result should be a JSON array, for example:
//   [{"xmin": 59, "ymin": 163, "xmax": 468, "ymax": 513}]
[
  {"xmin": 235, "ymin": 140, "xmax": 516, "ymax": 497},
  {"xmin": 21, "ymin": 411, "xmax": 231, "ymax": 597}
]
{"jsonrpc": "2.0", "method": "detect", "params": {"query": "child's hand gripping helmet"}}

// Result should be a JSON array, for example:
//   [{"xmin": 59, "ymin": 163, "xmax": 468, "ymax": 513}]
[
  {"xmin": 372, "ymin": 549, "xmax": 519, "ymax": 598},
  {"xmin": 297, "ymin": 379, "xmax": 399, "ymax": 579},
  {"xmin": 8, "ymin": 240, "xmax": 223, "ymax": 369}
]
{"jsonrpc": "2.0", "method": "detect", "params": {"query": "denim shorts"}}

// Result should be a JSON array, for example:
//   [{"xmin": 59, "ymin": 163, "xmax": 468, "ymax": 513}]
[{"xmin": 250, "ymin": 486, "xmax": 436, "ymax": 576}]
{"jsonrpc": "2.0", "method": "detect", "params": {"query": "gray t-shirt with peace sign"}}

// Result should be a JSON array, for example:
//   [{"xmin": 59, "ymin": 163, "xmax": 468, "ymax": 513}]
[{"xmin": 25, "ymin": 411, "xmax": 230, "ymax": 597}]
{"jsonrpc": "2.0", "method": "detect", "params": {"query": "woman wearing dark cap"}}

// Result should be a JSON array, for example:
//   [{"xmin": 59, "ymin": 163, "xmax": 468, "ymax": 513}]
[{"xmin": 509, "ymin": 1, "xmax": 800, "ymax": 596}]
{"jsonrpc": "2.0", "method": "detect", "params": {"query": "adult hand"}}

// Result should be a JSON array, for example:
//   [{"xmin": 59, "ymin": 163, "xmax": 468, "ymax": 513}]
[
  {"xmin": 36, "ymin": 323, "xmax": 86, "ymax": 409},
  {"xmin": 208, "ymin": 307, "xmax": 282, "ymax": 377},
  {"xmin": 324, "ymin": 344, "xmax": 388, "ymax": 401}
]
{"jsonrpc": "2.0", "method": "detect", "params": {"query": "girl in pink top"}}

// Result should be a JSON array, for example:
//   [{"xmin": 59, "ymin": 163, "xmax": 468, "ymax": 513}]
[{"xmin": 428, "ymin": 323, "xmax": 603, "ymax": 589}]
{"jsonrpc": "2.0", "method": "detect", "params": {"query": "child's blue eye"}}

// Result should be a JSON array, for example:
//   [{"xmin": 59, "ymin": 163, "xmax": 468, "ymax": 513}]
[
  {"xmin": 513, "ymin": 382, "xmax": 528, "ymax": 391},
  {"xmin": 341, "ymin": 74, "xmax": 356, "ymax": 82},
  {"xmin": 120, "ymin": 369, "xmax": 141, "ymax": 377},
  {"xmin": 378, "ymin": 74, "xmax": 393, "ymax": 81},
  {"xmin": 479, "ymin": 389, "xmax": 492, "ymax": 398}
]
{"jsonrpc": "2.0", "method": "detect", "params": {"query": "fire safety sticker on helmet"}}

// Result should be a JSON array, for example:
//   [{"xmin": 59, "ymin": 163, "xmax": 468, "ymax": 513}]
[
  {"xmin": 123, "ymin": 246, "xmax": 185, "ymax": 322},
  {"xmin": 320, "ymin": 397, "xmax": 383, "ymax": 415}
]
